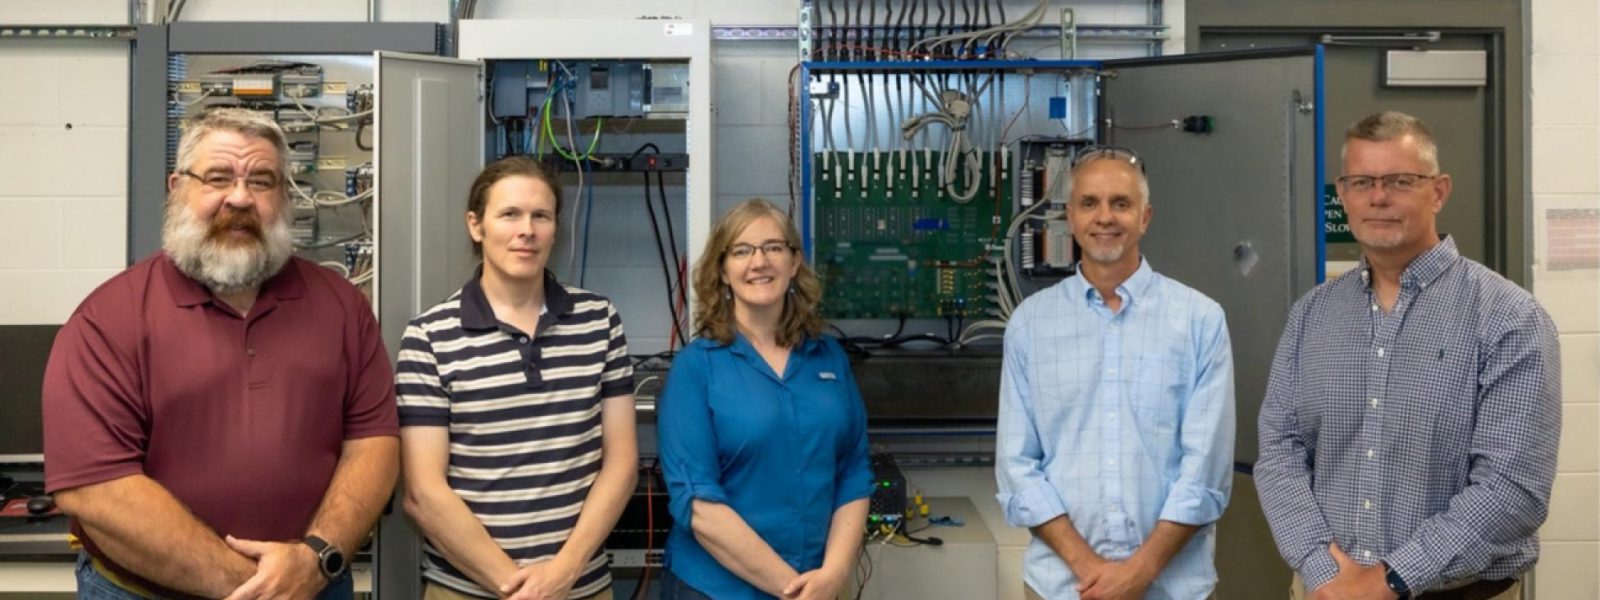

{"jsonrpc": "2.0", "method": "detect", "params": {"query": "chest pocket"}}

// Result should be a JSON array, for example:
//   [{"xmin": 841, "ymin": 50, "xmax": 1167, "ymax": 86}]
[{"xmin": 1133, "ymin": 353, "xmax": 1186, "ymax": 434}]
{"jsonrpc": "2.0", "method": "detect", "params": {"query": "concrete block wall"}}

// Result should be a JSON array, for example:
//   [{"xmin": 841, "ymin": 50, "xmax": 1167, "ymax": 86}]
[
  {"xmin": 1530, "ymin": 0, "xmax": 1600, "ymax": 597},
  {"xmin": 11, "ymin": 0, "xmax": 1594, "ymax": 598}
]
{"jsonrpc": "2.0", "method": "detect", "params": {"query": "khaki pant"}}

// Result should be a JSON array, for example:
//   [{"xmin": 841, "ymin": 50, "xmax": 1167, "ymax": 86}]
[
  {"xmin": 424, "ymin": 582, "xmax": 615, "ymax": 600},
  {"xmin": 1290, "ymin": 574, "xmax": 1522, "ymax": 600},
  {"xmin": 1025, "ymin": 583, "xmax": 1213, "ymax": 600}
]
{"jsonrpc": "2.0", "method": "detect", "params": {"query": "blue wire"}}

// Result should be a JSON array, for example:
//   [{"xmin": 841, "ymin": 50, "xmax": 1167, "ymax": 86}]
[{"xmin": 579, "ymin": 157, "xmax": 595, "ymax": 287}]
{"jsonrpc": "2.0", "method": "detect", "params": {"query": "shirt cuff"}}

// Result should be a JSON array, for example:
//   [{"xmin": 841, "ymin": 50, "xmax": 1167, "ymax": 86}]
[
  {"xmin": 685, "ymin": 481, "xmax": 730, "ymax": 506},
  {"xmin": 1000, "ymin": 482, "xmax": 1068, "ymax": 528},
  {"xmin": 1300, "ymin": 547, "xmax": 1340, "ymax": 591},
  {"xmin": 1384, "ymin": 541, "xmax": 1444, "ymax": 593},
  {"xmin": 1156, "ymin": 482, "xmax": 1228, "ymax": 526}
]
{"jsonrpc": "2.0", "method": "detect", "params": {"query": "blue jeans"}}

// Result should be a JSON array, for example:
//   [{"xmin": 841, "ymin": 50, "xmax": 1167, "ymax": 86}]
[
  {"xmin": 76, "ymin": 551, "xmax": 354, "ymax": 599},
  {"xmin": 657, "ymin": 568, "xmax": 715, "ymax": 600}
]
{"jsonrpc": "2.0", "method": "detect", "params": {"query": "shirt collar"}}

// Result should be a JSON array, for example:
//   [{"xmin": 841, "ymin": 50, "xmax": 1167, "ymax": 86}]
[
  {"xmin": 726, "ymin": 331, "xmax": 823, "ymax": 357},
  {"xmin": 1358, "ymin": 235, "xmax": 1457, "ymax": 290},
  {"xmin": 160, "ymin": 252, "xmax": 305, "ymax": 308},
  {"xmin": 459, "ymin": 266, "xmax": 574, "ymax": 331},
  {"xmin": 1064, "ymin": 256, "xmax": 1156, "ymax": 308}
]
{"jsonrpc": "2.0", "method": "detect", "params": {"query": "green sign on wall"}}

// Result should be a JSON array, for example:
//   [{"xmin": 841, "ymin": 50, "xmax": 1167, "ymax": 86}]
[{"xmin": 1323, "ymin": 184, "xmax": 1354, "ymax": 244}]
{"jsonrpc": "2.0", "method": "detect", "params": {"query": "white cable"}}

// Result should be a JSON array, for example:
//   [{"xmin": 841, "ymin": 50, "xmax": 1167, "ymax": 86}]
[
  {"xmin": 999, "ymin": 199, "xmax": 1051, "ymax": 318},
  {"xmin": 634, "ymin": 375, "xmax": 661, "ymax": 397},
  {"xmin": 560, "ymin": 70, "xmax": 585, "ymax": 278},
  {"xmin": 909, "ymin": 0, "xmax": 1047, "ymax": 55},
  {"xmin": 901, "ymin": 91, "xmax": 981, "ymax": 203},
  {"xmin": 314, "ymin": 188, "xmax": 373, "ymax": 208},
  {"xmin": 177, "ymin": 89, "xmax": 214, "ymax": 107},
  {"xmin": 318, "ymin": 261, "xmax": 351, "ymax": 278},
  {"xmin": 842, "ymin": 76, "xmax": 855, "ymax": 150}
]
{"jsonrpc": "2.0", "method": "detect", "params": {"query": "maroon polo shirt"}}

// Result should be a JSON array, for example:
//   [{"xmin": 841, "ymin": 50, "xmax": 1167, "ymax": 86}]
[{"xmin": 42, "ymin": 252, "xmax": 398, "ymax": 592}]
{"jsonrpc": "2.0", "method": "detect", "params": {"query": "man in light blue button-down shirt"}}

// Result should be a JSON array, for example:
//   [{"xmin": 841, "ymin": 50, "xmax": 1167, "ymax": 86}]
[{"xmin": 997, "ymin": 149, "xmax": 1236, "ymax": 600}]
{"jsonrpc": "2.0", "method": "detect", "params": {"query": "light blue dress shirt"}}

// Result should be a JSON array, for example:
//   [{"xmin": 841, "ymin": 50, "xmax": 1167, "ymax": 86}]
[
  {"xmin": 996, "ymin": 259, "xmax": 1236, "ymax": 600},
  {"xmin": 658, "ymin": 334, "xmax": 875, "ymax": 600}
]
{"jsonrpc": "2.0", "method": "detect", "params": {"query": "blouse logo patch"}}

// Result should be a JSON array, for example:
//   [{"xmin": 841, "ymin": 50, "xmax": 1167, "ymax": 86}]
[{"xmin": 818, "ymin": 371, "xmax": 838, "ymax": 381}]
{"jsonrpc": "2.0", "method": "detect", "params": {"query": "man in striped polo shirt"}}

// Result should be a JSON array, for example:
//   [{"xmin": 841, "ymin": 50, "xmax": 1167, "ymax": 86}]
[{"xmin": 397, "ymin": 157, "xmax": 638, "ymax": 600}]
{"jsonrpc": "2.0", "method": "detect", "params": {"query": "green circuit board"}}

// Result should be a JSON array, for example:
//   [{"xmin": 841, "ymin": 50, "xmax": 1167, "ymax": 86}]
[{"xmin": 813, "ymin": 151, "xmax": 1010, "ymax": 319}]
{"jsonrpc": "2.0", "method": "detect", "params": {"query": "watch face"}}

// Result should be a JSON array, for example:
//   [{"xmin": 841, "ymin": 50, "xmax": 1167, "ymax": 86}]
[{"xmin": 323, "ymin": 551, "xmax": 346, "ymax": 576}]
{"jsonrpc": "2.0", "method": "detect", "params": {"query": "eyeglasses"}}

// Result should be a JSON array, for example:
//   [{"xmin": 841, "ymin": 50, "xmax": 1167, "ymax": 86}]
[
  {"xmin": 180, "ymin": 170, "xmax": 282, "ymax": 194},
  {"xmin": 1072, "ymin": 145, "xmax": 1145, "ymax": 173},
  {"xmin": 727, "ymin": 242, "xmax": 793, "ymax": 261},
  {"xmin": 1336, "ymin": 173, "xmax": 1437, "ymax": 193}
]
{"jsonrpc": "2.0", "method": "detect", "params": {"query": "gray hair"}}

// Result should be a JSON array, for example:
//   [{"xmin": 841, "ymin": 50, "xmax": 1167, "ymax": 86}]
[
  {"xmin": 173, "ymin": 107, "xmax": 291, "ymax": 196},
  {"xmin": 1342, "ymin": 111, "xmax": 1440, "ymax": 174},
  {"xmin": 1068, "ymin": 155, "xmax": 1152, "ymax": 206}
]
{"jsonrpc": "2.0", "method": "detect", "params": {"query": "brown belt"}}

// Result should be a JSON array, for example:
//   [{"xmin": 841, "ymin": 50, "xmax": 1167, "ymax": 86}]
[{"xmin": 1417, "ymin": 578, "xmax": 1515, "ymax": 600}]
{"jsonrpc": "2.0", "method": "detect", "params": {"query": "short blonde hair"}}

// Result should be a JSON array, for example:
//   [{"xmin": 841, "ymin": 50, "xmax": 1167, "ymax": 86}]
[
  {"xmin": 1343, "ymin": 111, "xmax": 1440, "ymax": 173},
  {"xmin": 691, "ymin": 199, "xmax": 824, "ymax": 348}
]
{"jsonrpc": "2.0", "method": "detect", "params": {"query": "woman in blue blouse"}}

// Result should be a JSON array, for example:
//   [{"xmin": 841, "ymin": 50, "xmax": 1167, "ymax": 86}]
[{"xmin": 657, "ymin": 198, "xmax": 875, "ymax": 600}]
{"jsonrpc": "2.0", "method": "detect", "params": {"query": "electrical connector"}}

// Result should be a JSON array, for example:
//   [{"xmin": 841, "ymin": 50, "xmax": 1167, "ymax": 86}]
[{"xmin": 1180, "ymin": 115, "xmax": 1214, "ymax": 134}]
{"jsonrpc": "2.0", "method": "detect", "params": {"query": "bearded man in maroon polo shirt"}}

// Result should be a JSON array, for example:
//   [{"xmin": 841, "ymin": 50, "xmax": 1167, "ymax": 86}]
[{"xmin": 41, "ymin": 107, "xmax": 399, "ymax": 600}]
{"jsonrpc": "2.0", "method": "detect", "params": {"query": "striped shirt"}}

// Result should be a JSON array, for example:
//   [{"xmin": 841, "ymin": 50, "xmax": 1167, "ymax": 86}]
[
  {"xmin": 396, "ymin": 270, "xmax": 634, "ymax": 599},
  {"xmin": 1256, "ymin": 236, "xmax": 1562, "ymax": 593}
]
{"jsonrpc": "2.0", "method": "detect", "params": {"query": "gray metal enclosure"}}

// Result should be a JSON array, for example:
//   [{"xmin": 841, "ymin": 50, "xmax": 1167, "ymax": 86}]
[{"xmin": 1103, "ymin": 49, "xmax": 1323, "ymax": 464}]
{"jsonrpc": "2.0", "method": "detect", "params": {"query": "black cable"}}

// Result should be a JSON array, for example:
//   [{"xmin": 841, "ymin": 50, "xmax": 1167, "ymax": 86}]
[
  {"xmin": 881, "ymin": 333, "xmax": 953, "ymax": 348},
  {"xmin": 827, "ymin": 0, "xmax": 839, "ymax": 60},
  {"xmin": 886, "ymin": 0, "xmax": 898, "ymax": 56},
  {"xmin": 654, "ymin": 171, "xmax": 687, "ymax": 336},
  {"xmin": 842, "ymin": 314, "xmax": 907, "ymax": 347},
  {"xmin": 867, "ymin": 0, "xmax": 877, "ymax": 60},
  {"xmin": 642, "ymin": 172, "xmax": 688, "ymax": 347},
  {"xmin": 627, "ymin": 142, "xmax": 663, "ymax": 162},
  {"xmin": 842, "ymin": 0, "xmax": 853, "ymax": 62},
  {"xmin": 855, "ymin": 0, "xmax": 866, "ymax": 62},
  {"xmin": 897, "ymin": 519, "xmax": 944, "ymax": 546},
  {"xmin": 972, "ymin": 0, "xmax": 985, "ymax": 56},
  {"xmin": 827, "ymin": 324, "xmax": 874, "ymax": 361},
  {"xmin": 920, "ymin": 0, "xmax": 930, "ymax": 52},
  {"xmin": 995, "ymin": 0, "xmax": 1006, "ymax": 55},
  {"xmin": 953, "ymin": 0, "xmax": 966, "ymax": 57}
]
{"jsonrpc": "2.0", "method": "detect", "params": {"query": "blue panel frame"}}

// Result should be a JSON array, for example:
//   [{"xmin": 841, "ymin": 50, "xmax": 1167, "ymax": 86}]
[{"xmin": 1314, "ymin": 45, "xmax": 1327, "ymax": 283}]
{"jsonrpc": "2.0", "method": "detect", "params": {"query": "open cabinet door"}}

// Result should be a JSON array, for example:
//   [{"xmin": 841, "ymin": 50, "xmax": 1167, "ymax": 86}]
[
  {"xmin": 374, "ymin": 52, "xmax": 485, "ymax": 354},
  {"xmin": 372, "ymin": 51, "xmax": 483, "ymax": 600},
  {"xmin": 1102, "ymin": 48, "xmax": 1324, "ymax": 466}
]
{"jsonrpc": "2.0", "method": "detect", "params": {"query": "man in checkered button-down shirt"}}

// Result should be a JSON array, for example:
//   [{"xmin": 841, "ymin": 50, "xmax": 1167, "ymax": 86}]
[{"xmin": 1256, "ymin": 111, "xmax": 1561, "ymax": 600}]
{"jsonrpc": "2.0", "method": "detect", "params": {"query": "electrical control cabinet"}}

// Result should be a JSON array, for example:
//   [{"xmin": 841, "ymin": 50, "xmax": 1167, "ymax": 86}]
[
  {"xmin": 369, "ymin": 21, "xmax": 715, "ymax": 598},
  {"xmin": 167, "ymin": 55, "xmax": 379, "ymax": 299},
  {"xmin": 456, "ymin": 19, "xmax": 713, "ymax": 355},
  {"xmin": 800, "ymin": 49, "xmax": 1326, "ymax": 461}
]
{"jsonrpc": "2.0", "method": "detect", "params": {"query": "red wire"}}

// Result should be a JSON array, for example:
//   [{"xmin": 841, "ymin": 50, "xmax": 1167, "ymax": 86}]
[{"xmin": 640, "ymin": 467, "xmax": 655, "ymax": 595}]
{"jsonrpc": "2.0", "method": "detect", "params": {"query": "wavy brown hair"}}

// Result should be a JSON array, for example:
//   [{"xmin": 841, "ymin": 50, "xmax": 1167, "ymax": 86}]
[{"xmin": 692, "ymin": 199, "xmax": 824, "ymax": 348}]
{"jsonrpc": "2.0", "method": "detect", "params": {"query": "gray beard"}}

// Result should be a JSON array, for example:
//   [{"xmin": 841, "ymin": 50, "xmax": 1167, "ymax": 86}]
[
  {"xmin": 1354, "ymin": 227, "xmax": 1404, "ymax": 250},
  {"xmin": 161, "ymin": 201, "xmax": 294, "ymax": 295},
  {"xmin": 1084, "ymin": 245, "xmax": 1126, "ymax": 264}
]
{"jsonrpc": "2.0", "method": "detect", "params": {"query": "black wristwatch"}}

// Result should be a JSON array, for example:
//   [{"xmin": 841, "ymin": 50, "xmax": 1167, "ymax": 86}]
[
  {"xmin": 303, "ymin": 535, "xmax": 348, "ymax": 580},
  {"xmin": 1382, "ymin": 562, "xmax": 1411, "ymax": 599}
]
